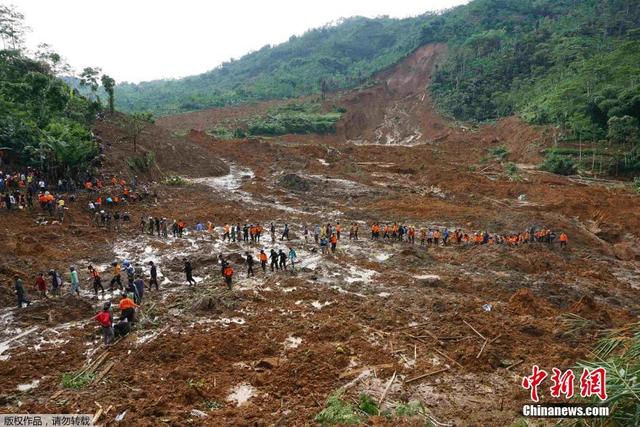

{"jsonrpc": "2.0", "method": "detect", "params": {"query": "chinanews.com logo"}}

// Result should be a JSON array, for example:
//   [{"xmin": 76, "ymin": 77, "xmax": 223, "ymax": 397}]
[{"xmin": 520, "ymin": 365, "xmax": 610, "ymax": 418}]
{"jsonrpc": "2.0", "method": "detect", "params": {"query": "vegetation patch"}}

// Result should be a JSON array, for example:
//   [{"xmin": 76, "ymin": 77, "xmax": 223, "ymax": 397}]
[
  {"xmin": 61, "ymin": 371, "xmax": 95, "ymax": 389},
  {"xmin": 247, "ymin": 102, "xmax": 343, "ymax": 136},
  {"xmin": 163, "ymin": 175, "xmax": 188, "ymax": 186}
]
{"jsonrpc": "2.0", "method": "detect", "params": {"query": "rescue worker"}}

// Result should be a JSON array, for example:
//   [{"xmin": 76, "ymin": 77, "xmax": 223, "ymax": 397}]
[
  {"xmin": 184, "ymin": 259, "xmax": 196, "ymax": 286},
  {"xmin": 94, "ymin": 302, "xmax": 114, "ymax": 345},
  {"xmin": 223, "ymin": 261, "xmax": 234, "ymax": 290},
  {"xmin": 259, "ymin": 250, "xmax": 268, "ymax": 273},
  {"xmin": 15, "ymin": 275, "xmax": 31, "ymax": 308},
  {"xmin": 69, "ymin": 267, "xmax": 80, "ymax": 296},
  {"xmin": 88, "ymin": 265, "xmax": 105, "ymax": 297},
  {"xmin": 148, "ymin": 261, "xmax": 159, "ymax": 291},
  {"xmin": 245, "ymin": 252, "xmax": 255, "ymax": 278},
  {"xmin": 110, "ymin": 262, "xmax": 122, "ymax": 291},
  {"xmin": 118, "ymin": 293, "xmax": 138, "ymax": 323},
  {"xmin": 35, "ymin": 272, "xmax": 47, "ymax": 299},
  {"xmin": 270, "ymin": 249, "xmax": 279, "ymax": 271}
]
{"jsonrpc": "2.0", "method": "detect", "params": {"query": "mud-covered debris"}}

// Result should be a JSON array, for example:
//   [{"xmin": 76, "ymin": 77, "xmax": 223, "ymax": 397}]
[{"xmin": 278, "ymin": 173, "xmax": 311, "ymax": 192}]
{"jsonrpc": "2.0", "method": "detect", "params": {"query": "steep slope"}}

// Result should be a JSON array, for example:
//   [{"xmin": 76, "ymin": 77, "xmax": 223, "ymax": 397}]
[
  {"xmin": 114, "ymin": 15, "xmax": 437, "ymax": 115},
  {"xmin": 94, "ymin": 112, "xmax": 229, "ymax": 178}
]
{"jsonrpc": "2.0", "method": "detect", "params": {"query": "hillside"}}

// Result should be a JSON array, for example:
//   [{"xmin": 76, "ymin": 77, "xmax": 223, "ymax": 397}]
[{"xmin": 4, "ymin": 39, "xmax": 640, "ymax": 425}]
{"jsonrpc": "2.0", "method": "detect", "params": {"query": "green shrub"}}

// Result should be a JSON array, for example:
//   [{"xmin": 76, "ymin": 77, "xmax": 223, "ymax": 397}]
[
  {"xmin": 61, "ymin": 371, "xmax": 95, "ymax": 389},
  {"xmin": 634, "ymin": 177, "xmax": 640, "ymax": 193},
  {"xmin": 315, "ymin": 391, "xmax": 361, "ymax": 425},
  {"xmin": 127, "ymin": 151, "xmax": 156, "ymax": 173},
  {"xmin": 489, "ymin": 145, "xmax": 509, "ymax": 161},
  {"xmin": 540, "ymin": 153, "xmax": 577, "ymax": 175}
]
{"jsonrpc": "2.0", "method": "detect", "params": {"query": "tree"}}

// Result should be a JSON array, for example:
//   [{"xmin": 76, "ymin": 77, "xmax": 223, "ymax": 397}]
[
  {"xmin": 101, "ymin": 74, "xmax": 116, "ymax": 113},
  {"xmin": 34, "ymin": 43, "xmax": 70, "ymax": 76},
  {"xmin": 79, "ymin": 67, "xmax": 102, "ymax": 104},
  {"xmin": 0, "ymin": 5, "xmax": 28, "ymax": 50},
  {"xmin": 125, "ymin": 112, "xmax": 154, "ymax": 153},
  {"xmin": 607, "ymin": 115, "xmax": 639, "ymax": 145}
]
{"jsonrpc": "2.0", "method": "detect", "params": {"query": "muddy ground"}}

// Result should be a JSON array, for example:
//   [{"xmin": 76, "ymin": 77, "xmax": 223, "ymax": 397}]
[{"xmin": 1, "ymin": 43, "xmax": 640, "ymax": 426}]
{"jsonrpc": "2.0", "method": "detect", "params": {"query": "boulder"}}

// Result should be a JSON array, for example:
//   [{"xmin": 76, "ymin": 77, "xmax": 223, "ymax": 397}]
[{"xmin": 278, "ymin": 173, "xmax": 311, "ymax": 192}]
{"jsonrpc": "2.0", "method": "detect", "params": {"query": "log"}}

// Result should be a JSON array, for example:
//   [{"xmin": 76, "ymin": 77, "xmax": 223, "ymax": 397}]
[
  {"xmin": 378, "ymin": 371, "xmax": 396, "ymax": 406},
  {"xmin": 93, "ymin": 361, "xmax": 115, "ymax": 383},
  {"xmin": 91, "ymin": 408, "xmax": 103, "ymax": 424},
  {"xmin": 405, "ymin": 367, "xmax": 450, "ymax": 383},
  {"xmin": 339, "ymin": 363, "xmax": 393, "ymax": 379},
  {"xmin": 463, "ymin": 320, "xmax": 486, "ymax": 341},
  {"xmin": 433, "ymin": 348, "xmax": 463, "ymax": 369}
]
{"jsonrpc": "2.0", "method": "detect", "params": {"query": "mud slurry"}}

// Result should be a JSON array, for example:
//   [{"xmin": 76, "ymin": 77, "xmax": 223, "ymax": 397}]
[{"xmin": 2, "ymin": 45, "xmax": 640, "ymax": 425}]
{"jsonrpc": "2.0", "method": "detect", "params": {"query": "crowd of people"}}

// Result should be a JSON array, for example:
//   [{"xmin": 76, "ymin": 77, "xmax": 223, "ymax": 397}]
[{"xmin": 0, "ymin": 169, "xmax": 70, "ymax": 220}]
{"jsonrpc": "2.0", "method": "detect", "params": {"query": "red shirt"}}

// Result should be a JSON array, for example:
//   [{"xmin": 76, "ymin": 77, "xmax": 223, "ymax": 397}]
[
  {"xmin": 95, "ymin": 311, "xmax": 112, "ymax": 327},
  {"xmin": 35, "ymin": 276, "xmax": 46, "ymax": 291}
]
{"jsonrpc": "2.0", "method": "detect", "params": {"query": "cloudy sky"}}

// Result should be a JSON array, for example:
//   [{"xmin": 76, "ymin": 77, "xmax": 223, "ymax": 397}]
[{"xmin": 14, "ymin": 0, "xmax": 468, "ymax": 83}]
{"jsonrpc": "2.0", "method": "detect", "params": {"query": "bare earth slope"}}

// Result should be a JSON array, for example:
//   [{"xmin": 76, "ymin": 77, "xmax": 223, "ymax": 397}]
[{"xmin": 1, "ymin": 44, "xmax": 640, "ymax": 426}]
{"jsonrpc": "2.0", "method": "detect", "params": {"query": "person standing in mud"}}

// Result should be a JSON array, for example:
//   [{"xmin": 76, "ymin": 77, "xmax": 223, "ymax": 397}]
[
  {"xmin": 184, "ymin": 259, "xmax": 196, "ymax": 286},
  {"xmin": 172, "ymin": 220, "xmax": 179, "ymax": 238},
  {"xmin": 259, "ymin": 250, "xmax": 268, "ymax": 273},
  {"xmin": 69, "ymin": 266, "xmax": 80, "ymax": 296},
  {"xmin": 278, "ymin": 249, "xmax": 287, "ymax": 270},
  {"xmin": 118, "ymin": 293, "xmax": 138, "ymax": 323},
  {"xmin": 288, "ymin": 247, "xmax": 297, "ymax": 272},
  {"xmin": 330, "ymin": 233, "xmax": 338, "ymax": 253},
  {"xmin": 15, "ymin": 275, "xmax": 31, "ymax": 308},
  {"xmin": 110, "ymin": 262, "xmax": 122, "ymax": 291},
  {"xmin": 140, "ymin": 216, "xmax": 146, "ymax": 234},
  {"xmin": 245, "ymin": 252, "xmax": 255, "ymax": 277},
  {"xmin": 222, "ymin": 261, "xmax": 234, "ymax": 290},
  {"xmin": 222, "ymin": 223, "xmax": 230, "ymax": 241},
  {"xmin": 270, "ymin": 249, "xmax": 279, "ymax": 271},
  {"xmin": 148, "ymin": 261, "xmax": 159, "ymax": 291},
  {"xmin": 231, "ymin": 224, "xmax": 236, "ymax": 242},
  {"xmin": 243, "ymin": 224, "xmax": 249, "ymax": 242},
  {"xmin": 95, "ymin": 302, "xmax": 114, "ymax": 345},
  {"xmin": 88, "ymin": 265, "xmax": 105, "ymax": 297},
  {"xmin": 133, "ymin": 275, "xmax": 145, "ymax": 303},
  {"xmin": 302, "ymin": 224, "xmax": 309, "ymax": 242},
  {"xmin": 281, "ymin": 224, "xmax": 290, "ymax": 241},
  {"xmin": 35, "ymin": 272, "xmax": 47, "ymax": 299},
  {"xmin": 270, "ymin": 223, "xmax": 276, "ymax": 242},
  {"xmin": 155, "ymin": 217, "xmax": 161, "ymax": 236},
  {"xmin": 47, "ymin": 269, "xmax": 61, "ymax": 296}
]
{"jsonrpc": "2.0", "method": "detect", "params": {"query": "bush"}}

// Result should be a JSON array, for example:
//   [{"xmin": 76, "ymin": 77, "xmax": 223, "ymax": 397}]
[
  {"xmin": 540, "ymin": 153, "xmax": 577, "ymax": 175},
  {"xmin": 61, "ymin": 371, "xmax": 95, "ymax": 389},
  {"xmin": 489, "ymin": 145, "xmax": 509, "ymax": 161},
  {"xmin": 634, "ymin": 177, "xmax": 640, "ymax": 193},
  {"xmin": 127, "ymin": 151, "xmax": 156, "ymax": 173}
]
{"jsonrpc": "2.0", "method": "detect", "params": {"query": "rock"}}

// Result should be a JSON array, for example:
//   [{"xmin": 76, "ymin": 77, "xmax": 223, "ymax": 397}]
[
  {"xmin": 278, "ymin": 173, "xmax": 311, "ymax": 192},
  {"xmin": 254, "ymin": 357, "xmax": 282, "ymax": 371},
  {"xmin": 190, "ymin": 409, "xmax": 208, "ymax": 418},
  {"xmin": 414, "ymin": 274, "xmax": 441, "ymax": 285},
  {"xmin": 613, "ymin": 242, "xmax": 638, "ymax": 261}
]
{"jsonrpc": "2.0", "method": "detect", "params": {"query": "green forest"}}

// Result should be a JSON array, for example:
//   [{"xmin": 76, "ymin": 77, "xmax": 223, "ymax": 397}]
[
  {"xmin": 0, "ymin": 5, "xmax": 106, "ymax": 180},
  {"xmin": 114, "ymin": 15, "xmax": 431, "ymax": 115},
  {"xmin": 112, "ymin": 0, "xmax": 640, "ymax": 175}
]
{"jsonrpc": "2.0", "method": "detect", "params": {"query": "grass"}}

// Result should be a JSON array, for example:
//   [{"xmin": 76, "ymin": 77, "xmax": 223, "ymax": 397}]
[
  {"xmin": 561, "ymin": 322, "xmax": 640, "ymax": 426},
  {"xmin": 315, "ymin": 391, "xmax": 438, "ymax": 425},
  {"xmin": 61, "ymin": 371, "xmax": 95, "ymax": 389},
  {"xmin": 315, "ymin": 390, "xmax": 362, "ymax": 425}
]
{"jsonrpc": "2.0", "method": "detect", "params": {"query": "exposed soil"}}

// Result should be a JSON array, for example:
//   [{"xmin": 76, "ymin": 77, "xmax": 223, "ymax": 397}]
[{"xmin": 2, "ymin": 43, "xmax": 640, "ymax": 426}]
